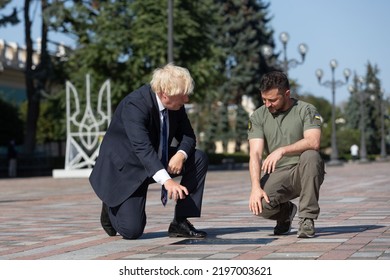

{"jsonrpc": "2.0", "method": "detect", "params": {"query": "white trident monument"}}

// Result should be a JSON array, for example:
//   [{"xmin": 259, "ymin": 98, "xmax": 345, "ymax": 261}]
[{"xmin": 53, "ymin": 74, "xmax": 111, "ymax": 178}]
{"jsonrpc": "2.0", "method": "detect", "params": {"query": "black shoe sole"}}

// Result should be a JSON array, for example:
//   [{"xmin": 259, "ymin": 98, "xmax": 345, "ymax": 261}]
[
  {"xmin": 168, "ymin": 231, "xmax": 207, "ymax": 238},
  {"xmin": 297, "ymin": 232, "xmax": 315, "ymax": 238}
]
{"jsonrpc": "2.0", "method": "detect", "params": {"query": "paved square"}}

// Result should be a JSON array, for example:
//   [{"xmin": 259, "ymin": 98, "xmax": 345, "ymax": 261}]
[{"xmin": 0, "ymin": 161, "xmax": 389, "ymax": 260}]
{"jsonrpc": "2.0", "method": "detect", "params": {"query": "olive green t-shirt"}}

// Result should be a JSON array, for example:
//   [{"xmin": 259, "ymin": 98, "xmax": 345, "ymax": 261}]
[{"xmin": 247, "ymin": 99, "xmax": 322, "ymax": 168}]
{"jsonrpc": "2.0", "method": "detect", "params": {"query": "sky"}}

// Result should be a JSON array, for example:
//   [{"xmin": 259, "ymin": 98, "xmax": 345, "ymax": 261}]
[
  {"xmin": 1, "ymin": 0, "xmax": 390, "ymax": 105},
  {"xmin": 268, "ymin": 0, "xmax": 390, "ymax": 104}
]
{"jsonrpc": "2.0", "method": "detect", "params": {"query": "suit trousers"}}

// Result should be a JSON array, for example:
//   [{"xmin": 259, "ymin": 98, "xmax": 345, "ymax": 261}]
[
  {"xmin": 107, "ymin": 149, "xmax": 208, "ymax": 239},
  {"xmin": 260, "ymin": 150, "xmax": 325, "ymax": 222}
]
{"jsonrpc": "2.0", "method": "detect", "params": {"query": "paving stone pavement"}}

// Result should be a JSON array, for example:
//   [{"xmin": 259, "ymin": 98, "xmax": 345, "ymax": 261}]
[{"xmin": 0, "ymin": 161, "xmax": 389, "ymax": 260}]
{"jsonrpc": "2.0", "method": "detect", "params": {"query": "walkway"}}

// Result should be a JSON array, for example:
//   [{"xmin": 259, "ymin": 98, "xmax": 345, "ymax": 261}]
[{"xmin": 0, "ymin": 161, "xmax": 389, "ymax": 261}]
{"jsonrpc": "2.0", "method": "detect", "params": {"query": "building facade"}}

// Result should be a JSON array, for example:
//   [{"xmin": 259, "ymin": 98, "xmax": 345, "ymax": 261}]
[{"xmin": 0, "ymin": 39, "xmax": 42, "ymax": 105}]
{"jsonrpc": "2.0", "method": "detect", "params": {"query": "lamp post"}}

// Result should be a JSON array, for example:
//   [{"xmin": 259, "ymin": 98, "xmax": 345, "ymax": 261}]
[
  {"xmin": 348, "ymin": 76, "xmax": 372, "ymax": 163},
  {"xmin": 316, "ymin": 59, "xmax": 351, "ymax": 166},
  {"xmin": 369, "ymin": 88, "xmax": 388, "ymax": 161},
  {"xmin": 167, "ymin": 0, "xmax": 174, "ymax": 63},
  {"xmin": 261, "ymin": 31, "xmax": 308, "ymax": 76},
  {"xmin": 379, "ymin": 89, "xmax": 387, "ymax": 160}
]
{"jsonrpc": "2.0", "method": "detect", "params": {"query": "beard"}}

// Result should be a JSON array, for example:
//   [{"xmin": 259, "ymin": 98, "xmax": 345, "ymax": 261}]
[
  {"xmin": 267, "ymin": 105, "xmax": 282, "ymax": 115},
  {"xmin": 267, "ymin": 98, "xmax": 292, "ymax": 115}
]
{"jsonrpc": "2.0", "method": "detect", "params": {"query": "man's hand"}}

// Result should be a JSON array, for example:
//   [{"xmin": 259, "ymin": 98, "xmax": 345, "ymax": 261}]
[
  {"xmin": 249, "ymin": 187, "xmax": 270, "ymax": 216},
  {"xmin": 167, "ymin": 152, "xmax": 185, "ymax": 175},
  {"xmin": 261, "ymin": 147, "xmax": 284, "ymax": 174},
  {"xmin": 163, "ymin": 179, "xmax": 189, "ymax": 201}
]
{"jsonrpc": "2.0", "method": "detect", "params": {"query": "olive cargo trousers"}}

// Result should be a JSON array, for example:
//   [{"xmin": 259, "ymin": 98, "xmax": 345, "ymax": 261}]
[{"xmin": 260, "ymin": 150, "xmax": 325, "ymax": 221}]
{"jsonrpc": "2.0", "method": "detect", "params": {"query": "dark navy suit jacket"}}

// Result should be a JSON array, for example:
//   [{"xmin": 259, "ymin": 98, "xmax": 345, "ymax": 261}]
[{"xmin": 89, "ymin": 84, "xmax": 196, "ymax": 207}]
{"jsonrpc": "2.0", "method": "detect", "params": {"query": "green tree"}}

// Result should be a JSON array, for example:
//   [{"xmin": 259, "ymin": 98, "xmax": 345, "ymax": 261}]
[
  {"xmin": 19, "ymin": 0, "xmax": 40, "ymax": 155},
  {"xmin": 216, "ymin": 0, "xmax": 274, "ymax": 105},
  {"xmin": 365, "ymin": 63, "xmax": 382, "ymax": 155},
  {"xmin": 0, "ymin": 1, "xmax": 20, "ymax": 27},
  {"xmin": 45, "ymin": 0, "xmax": 224, "ymax": 145},
  {"xmin": 344, "ymin": 63, "xmax": 381, "ymax": 155},
  {"xmin": 299, "ymin": 94, "xmax": 332, "ymax": 151},
  {"xmin": 46, "ymin": 0, "xmax": 223, "ymax": 103},
  {"xmin": 45, "ymin": 0, "xmax": 134, "ymax": 106},
  {"xmin": 131, "ymin": 1, "xmax": 223, "ymax": 101},
  {"xmin": 0, "ymin": 0, "xmax": 55, "ymax": 154},
  {"xmin": 210, "ymin": 0, "xmax": 275, "ymax": 152},
  {"xmin": 234, "ymin": 103, "xmax": 249, "ymax": 152}
]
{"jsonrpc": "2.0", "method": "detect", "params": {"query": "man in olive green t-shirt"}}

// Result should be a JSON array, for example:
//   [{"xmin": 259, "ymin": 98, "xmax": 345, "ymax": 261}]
[{"xmin": 248, "ymin": 71, "xmax": 325, "ymax": 238}]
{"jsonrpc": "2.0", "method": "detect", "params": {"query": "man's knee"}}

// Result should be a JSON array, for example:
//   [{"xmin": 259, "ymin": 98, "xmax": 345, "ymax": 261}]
[
  {"xmin": 300, "ymin": 150, "xmax": 322, "ymax": 163},
  {"xmin": 301, "ymin": 150, "xmax": 323, "ymax": 168},
  {"xmin": 118, "ymin": 224, "xmax": 145, "ymax": 240},
  {"xmin": 114, "ymin": 213, "xmax": 146, "ymax": 240}
]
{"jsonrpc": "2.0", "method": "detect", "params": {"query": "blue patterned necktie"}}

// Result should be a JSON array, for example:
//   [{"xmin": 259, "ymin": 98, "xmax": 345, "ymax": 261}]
[{"xmin": 161, "ymin": 109, "xmax": 168, "ymax": 206}]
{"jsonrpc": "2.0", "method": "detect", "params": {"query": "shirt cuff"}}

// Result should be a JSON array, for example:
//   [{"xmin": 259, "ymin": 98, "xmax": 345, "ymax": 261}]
[
  {"xmin": 152, "ymin": 169, "xmax": 171, "ymax": 185},
  {"xmin": 177, "ymin": 150, "xmax": 188, "ymax": 160}
]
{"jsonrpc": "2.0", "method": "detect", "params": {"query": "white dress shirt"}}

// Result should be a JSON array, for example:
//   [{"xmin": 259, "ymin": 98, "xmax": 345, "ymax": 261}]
[{"xmin": 152, "ymin": 95, "xmax": 187, "ymax": 185}]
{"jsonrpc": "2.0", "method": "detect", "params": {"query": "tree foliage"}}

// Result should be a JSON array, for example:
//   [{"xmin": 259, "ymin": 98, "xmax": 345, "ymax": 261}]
[
  {"xmin": 203, "ymin": 0, "xmax": 275, "ymax": 152},
  {"xmin": 344, "ymin": 62, "xmax": 383, "ymax": 155},
  {"xmin": 39, "ymin": 0, "xmax": 226, "ymax": 149},
  {"xmin": 299, "ymin": 94, "xmax": 332, "ymax": 150},
  {"xmin": 6, "ymin": 0, "xmax": 377, "ymax": 159},
  {"xmin": 215, "ymin": 0, "xmax": 274, "ymax": 106},
  {"xmin": 44, "ymin": 0, "xmax": 223, "ymax": 105},
  {"xmin": 0, "ymin": 0, "xmax": 287, "ymax": 155},
  {"xmin": 0, "ymin": 0, "xmax": 20, "ymax": 27}
]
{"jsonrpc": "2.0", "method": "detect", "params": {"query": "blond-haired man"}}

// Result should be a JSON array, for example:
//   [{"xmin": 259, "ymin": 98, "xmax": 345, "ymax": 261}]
[{"xmin": 90, "ymin": 64, "xmax": 208, "ymax": 239}]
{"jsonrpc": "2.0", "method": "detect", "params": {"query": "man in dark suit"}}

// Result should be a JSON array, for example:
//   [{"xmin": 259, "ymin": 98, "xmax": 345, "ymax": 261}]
[{"xmin": 89, "ymin": 63, "xmax": 208, "ymax": 239}]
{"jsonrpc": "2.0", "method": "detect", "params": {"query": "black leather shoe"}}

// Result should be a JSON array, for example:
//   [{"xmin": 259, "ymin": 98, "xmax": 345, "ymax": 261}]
[
  {"xmin": 100, "ymin": 203, "xmax": 117, "ymax": 236},
  {"xmin": 168, "ymin": 219, "xmax": 207, "ymax": 238}
]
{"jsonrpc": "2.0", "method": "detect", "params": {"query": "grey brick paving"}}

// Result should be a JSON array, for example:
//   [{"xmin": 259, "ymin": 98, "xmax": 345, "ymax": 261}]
[{"xmin": 0, "ymin": 161, "xmax": 390, "ymax": 260}]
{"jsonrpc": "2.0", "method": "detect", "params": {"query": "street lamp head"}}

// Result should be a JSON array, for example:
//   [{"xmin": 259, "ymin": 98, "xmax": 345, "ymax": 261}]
[
  {"xmin": 298, "ymin": 43, "xmax": 308, "ymax": 60},
  {"xmin": 330, "ymin": 59, "xmax": 338, "ymax": 69},
  {"xmin": 368, "ymin": 83, "xmax": 376, "ymax": 102},
  {"xmin": 261, "ymin": 44, "xmax": 273, "ymax": 59},
  {"xmin": 315, "ymin": 69, "xmax": 323, "ymax": 83},
  {"xmin": 279, "ymin": 32, "xmax": 289, "ymax": 46},
  {"xmin": 368, "ymin": 82, "xmax": 375, "ymax": 91},
  {"xmin": 343, "ymin": 68, "xmax": 351, "ymax": 81},
  {"xmin": 348, "ymin": 84, "xmax": 355, "ymax": 94}
]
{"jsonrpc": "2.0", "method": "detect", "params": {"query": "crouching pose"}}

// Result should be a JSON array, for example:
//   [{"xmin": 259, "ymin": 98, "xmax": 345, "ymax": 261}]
[{"xmin": 248, "ymin": 71, "xmax": 325, "ymax": 238}]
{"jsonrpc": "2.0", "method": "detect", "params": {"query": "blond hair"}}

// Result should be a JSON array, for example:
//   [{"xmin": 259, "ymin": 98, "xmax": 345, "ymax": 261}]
[{"xmin": 150, "ymin": 63, "xmax": 194, "ymax": 96}]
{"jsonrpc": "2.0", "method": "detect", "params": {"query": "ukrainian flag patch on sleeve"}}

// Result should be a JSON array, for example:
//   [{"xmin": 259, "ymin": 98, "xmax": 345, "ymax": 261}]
[
  {"xmin": 313, "ymin": 113, "xmax": 322, "ymax": 126},
  {"xmin": 248, "ymin": 120, "xmax": 252, "ymax": 132}
]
